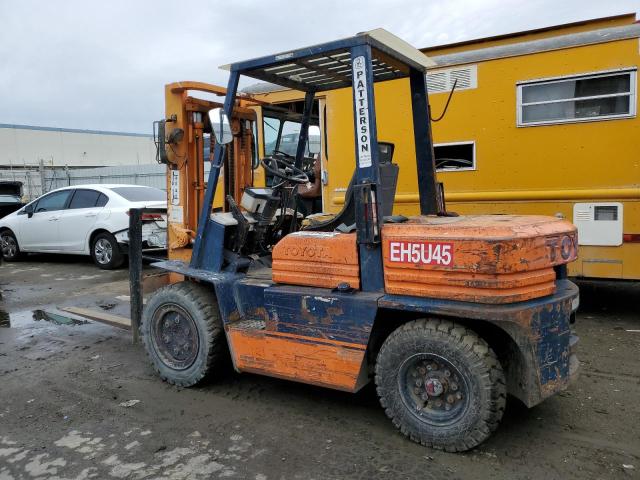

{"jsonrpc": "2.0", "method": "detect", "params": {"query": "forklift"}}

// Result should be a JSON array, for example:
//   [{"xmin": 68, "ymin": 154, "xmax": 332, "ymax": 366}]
[{"xmin": 143, "ymin": 29, "xmax": 580, "ymax": 452}]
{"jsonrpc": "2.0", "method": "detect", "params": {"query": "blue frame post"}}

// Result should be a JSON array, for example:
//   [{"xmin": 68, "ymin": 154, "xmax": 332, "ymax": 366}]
[
  {"xmin": 294, "ymin": 90, "xmax": 315, "ymax": 169},
  {"xmin": 350, "ymin": 43, "xmax": 384, "ymax": 292},
  {"xmin": 409, "ymin": 67, "xmax": 440, "ymax": 215},
  {"xmin": 190, "ymin": 70, "xmax": 240, "ymax": 270}
]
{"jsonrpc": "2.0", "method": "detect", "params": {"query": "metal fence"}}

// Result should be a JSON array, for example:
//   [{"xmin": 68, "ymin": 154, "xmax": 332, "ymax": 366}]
[
  {"xmin": 44, "ymin": 164, "xmax": 167, "ymax": 193},
  {"xmin": 0, "ymin": 162, "xmax": 182, "ymax": 201}
]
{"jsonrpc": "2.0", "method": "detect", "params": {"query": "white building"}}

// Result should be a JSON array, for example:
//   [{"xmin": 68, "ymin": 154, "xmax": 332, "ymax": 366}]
[{"xmin": 0, "ymin": 124, "xmax": 156, "ymax": 168}]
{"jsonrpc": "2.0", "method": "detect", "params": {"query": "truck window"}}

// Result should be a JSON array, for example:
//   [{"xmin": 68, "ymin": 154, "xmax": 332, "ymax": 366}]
[
  {"xmin": 279, "ymin": 121, "xmax": 302, "ymax": 156},
  {"xmin": 434, "ymin": 142, "xmax": 475, "ymax": 171},
  {"xmin": 268, "ymin": 119, "xmax": 320, "ymax": 158},
  {"xmin": 263, "ymin": 117, "xmax": 280, "ymax": 156}
]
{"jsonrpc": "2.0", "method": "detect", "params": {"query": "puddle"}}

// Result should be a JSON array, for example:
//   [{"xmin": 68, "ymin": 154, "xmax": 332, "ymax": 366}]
[
  {"xmin": 0, "ymin": 309, "xmax": 9, "ymax": 327},
  {"xmin": 0, "ymin": 309, "xmax": 88, "ymax": 328}
]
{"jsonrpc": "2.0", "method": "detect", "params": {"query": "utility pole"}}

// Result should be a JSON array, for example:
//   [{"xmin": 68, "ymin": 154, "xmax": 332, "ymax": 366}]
[{"xmin": 39, "ymin": 159, "xmax": 46, "ymax": 195}]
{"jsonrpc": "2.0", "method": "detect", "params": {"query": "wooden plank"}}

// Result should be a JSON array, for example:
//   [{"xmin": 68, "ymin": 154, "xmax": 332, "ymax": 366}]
[{"xmin": 60, "ymin": 307, "xmax": 132, "ymax": 330}]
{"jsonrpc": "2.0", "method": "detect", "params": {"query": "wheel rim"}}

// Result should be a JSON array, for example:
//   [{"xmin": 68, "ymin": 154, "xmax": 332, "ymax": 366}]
[
  {"xmin": 1, "ymin": 234, "xmax": 17, "ymax": 258},
  {"xmin": 398, "ymin": 353, "xmax": 470, "ymax": 426},
  {"xmin": 94, "ymin": 238, "xmax": 113, "ymax": 264},
  {"xmin": 150, "ymin": 304, "xmax": 200, "ymax": 370}
]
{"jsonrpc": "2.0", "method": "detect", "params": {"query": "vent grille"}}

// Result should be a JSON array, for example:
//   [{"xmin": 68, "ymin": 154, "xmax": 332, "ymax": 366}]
[
  {"xmin": 427, "ymin": 65, "xmax": 477, "ymax": 94},
  {"xmin": 575, "ymin": 210, "xmax": 591, "ymax": 221}
]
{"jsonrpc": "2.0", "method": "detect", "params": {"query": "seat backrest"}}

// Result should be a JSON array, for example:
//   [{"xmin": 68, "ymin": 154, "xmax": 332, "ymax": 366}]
[{"xmin": 305, "ymin": 146, "xmax": 399, "ymax": 232}]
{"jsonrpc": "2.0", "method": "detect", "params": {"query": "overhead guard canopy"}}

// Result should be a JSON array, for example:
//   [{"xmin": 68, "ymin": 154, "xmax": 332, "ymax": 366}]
[{"xmin": 219, "ymin": 28, "xmax": 436, "ymax": 92}]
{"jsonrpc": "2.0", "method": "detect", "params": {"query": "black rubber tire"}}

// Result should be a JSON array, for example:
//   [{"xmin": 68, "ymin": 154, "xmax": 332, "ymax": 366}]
[
  {"xmin": 375, "ymin": 319, "xmax": 506, "ymax": 452},
  {"xmin": 90, "ymin": 231, "xmax": 124, "ymax": 270},
  {"xmin": 0, "ymin": 230, "xmax": 23, "ymax": 262},
  {"xmin": 141, "ymin": 281, "xmax": 226, "ymax": 387}
]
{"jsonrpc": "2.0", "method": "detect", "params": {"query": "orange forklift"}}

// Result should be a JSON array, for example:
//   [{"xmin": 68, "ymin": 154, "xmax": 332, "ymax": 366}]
[{"xmin": 142, "ymin": 29, "xmax": 580, "ymax": 451}]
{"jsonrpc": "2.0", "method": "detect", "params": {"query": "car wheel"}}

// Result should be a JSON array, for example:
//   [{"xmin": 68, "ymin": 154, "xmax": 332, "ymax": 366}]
[
  {"xmin": 0, "ymin": 230, "xmax": 23, "ymax": 262},
  {"xmin": 375, "ymin": 319, "xmax": 506, "ymax": 452},
  {"xmin": 91, "ymin": 232, "xmax": 124, "ymax": 269}
]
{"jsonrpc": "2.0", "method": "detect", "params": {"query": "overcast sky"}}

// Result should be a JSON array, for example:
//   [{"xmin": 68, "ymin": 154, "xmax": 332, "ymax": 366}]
[{"xmin": 1, "ymin": 0, "xmax": 638, "ymax": 133}]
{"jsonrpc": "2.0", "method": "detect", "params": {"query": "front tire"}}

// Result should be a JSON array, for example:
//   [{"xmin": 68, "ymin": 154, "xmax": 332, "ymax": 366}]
[
  {"xmin": 0, "ymin": 230, "xmax": 23, "ymax": 262},
  {"xmin": 91, "ymin": 232, "xmax": 124, "ymax": 269},
  {"xmin": 375, "ymin": 319, "xmax": 506, "ymax": 452},
  {"xmin": 141, "ymin": 281, "xmax": 226, "ymax": 387}
]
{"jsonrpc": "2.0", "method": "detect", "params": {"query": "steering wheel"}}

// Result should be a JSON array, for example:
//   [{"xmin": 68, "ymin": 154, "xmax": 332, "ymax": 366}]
[
  {"xmin": 272, "ymin": 149, "xmax": 296, "ymax": 164},
  {"xmin": 261, "ymin": 156, "xmax": 309, "ymax": 184}
]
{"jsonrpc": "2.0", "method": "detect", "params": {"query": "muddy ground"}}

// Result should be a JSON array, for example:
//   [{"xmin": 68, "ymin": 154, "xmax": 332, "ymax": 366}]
[{"xmin": 0, "ymin": 254, "xmax": 638, "ymax": 480}]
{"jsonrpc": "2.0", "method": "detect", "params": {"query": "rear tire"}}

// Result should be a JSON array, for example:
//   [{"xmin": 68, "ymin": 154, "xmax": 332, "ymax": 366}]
[
  {"xmin": 0, "ymin": 230, "xmax": 23, "ymax": 262},
  {"xmin": 375, "ymin": 319, "xmax": 506, "ymax": 452},
  {"xmin": 91, "ymin": 232, "xmax": 124, "ymax": 269},
  {"xmin": 141, "ymin": 281, "xmax": 226, "ymax": 387}
]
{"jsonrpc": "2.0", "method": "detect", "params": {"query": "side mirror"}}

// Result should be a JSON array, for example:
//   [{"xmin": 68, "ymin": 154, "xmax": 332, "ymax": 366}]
[
  {"xmin": 156, "ymin": 120, "xmax": 168, "ymax": 164},
  {"xmin": 24, "ymin": 204, "xmax": 34, "ymax": 218},
  {"xmin": 208, "ymin": 108, "xmax": 233, "ymax": 145},
  {"xmin": 308, "ymin": 125, "xmax": 321, "ymax": 155}
]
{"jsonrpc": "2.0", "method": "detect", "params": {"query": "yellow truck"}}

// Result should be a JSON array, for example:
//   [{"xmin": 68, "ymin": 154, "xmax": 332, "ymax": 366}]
[{"xmin": 246, "ymin": 13, "xmax": 640, "ymax": 280}]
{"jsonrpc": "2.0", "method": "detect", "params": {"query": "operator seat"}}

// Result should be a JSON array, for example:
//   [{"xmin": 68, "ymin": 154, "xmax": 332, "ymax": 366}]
[{"xmin": 305, "ymin": 142, "xmax": 399, "ymax": 232}]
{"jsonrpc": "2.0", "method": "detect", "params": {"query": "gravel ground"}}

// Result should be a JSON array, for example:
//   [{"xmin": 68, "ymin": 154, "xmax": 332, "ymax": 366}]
[{"xmin": 0, "ymin": 254, "xmax": 638, "ymax": 480}]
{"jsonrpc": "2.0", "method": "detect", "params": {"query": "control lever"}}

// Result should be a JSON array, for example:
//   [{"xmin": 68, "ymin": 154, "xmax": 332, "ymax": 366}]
[{"xmin": 226, "ymin": 195, "xmax": 250, "ymax": 252}]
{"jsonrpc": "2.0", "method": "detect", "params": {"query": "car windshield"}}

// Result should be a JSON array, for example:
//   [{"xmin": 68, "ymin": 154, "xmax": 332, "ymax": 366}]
[{"xmin": 109, "ymin": 187, "xmax": 166, "ymax": 202}]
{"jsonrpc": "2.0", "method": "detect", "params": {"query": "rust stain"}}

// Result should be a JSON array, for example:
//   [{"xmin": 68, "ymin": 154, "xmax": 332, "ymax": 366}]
[
  {"xmin": 226, "ymin": 310, "xmax": 241, "ymax": 323},
  {"xmin": 247, "ymin": 307, "xmax": 269, "ymax": 321}
]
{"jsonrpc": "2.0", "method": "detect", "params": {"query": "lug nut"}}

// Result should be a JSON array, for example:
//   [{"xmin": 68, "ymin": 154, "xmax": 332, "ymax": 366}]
[
  {"xmin": 450, "ymin": 383, "xmax": 458, "ymax": 391},
  {"xmin": 418, "ymin": 367, "xmax": 426, "ymax": 375},
  {"xmin": 447, "ymin": 395, "xmax": 455, "ymax": 404},
  {"xmin": 415, "ymin": 379, "xmax": 423, "ymax": 387},
  {"xmin": 435, "ymin": 400, "xmax": 443, "ymax": 407},
  {"xmin": 456, "ymin": 392, "xmax": 463, "ymax": 400},
  {"xmin": 414, "ymin": 387, "xmax": 420, "ymax": 395},
  {"xmin": 444, "ymin": 369, "xmax": 451, "ymax": 377}
]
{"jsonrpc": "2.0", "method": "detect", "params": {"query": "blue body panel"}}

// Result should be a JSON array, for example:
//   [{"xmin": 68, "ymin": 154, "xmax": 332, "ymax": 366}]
[
  {"xmin": 152, "ymin": 260, "xmax": 577, "ymax": 404},
  {"xmin": 264, "ymin": 285, "xmax": 381, "ymax": 345}
]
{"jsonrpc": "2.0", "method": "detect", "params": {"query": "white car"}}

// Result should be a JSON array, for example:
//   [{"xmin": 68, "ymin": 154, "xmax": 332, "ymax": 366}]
[{"xmin": 0, "ymin": 184, "xmax": 167, "ymax": 269}]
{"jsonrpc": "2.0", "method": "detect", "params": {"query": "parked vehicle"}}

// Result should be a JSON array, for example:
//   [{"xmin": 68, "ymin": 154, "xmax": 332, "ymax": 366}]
[
  {"xmin": 0, "ymin": 181, "xmax": 24, "ymax": 219},
  {"xmin": 0, "ymin": 184, "xmax": 167, "ymax": 269}
]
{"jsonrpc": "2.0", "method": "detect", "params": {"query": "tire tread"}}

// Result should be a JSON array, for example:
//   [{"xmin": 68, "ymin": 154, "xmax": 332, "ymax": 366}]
[
  {"xmin": 141, "ymin": 281, "xmax": 224, "ymax": 387},
  {"xmin": 375, "ymin": 318, "xmax": 506, "ymax": 452}
]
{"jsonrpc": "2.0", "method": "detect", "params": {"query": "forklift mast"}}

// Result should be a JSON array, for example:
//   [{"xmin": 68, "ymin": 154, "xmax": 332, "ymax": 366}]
[{"xmin": 158, "ymin": 81, "xmax": 261, "ymax": 263}]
